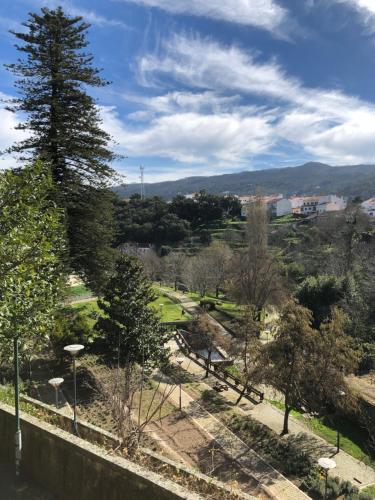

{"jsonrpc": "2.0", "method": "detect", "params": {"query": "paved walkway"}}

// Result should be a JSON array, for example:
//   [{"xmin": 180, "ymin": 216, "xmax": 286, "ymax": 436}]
[
  {"xmin": 168, "ymin": 340, "xmax": 375, "ymax": 491},
  {"xmin": 162, "ymin": 289, "xmax": 375, "ymax": 491},
  {"xmin": 159, "ymin": 359, "xmax": 309, "ymax": 499}
]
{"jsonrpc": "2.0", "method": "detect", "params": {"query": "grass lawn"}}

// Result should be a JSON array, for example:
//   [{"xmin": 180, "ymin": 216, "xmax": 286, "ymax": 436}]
[
  {"xmin": 269, "ymin": 400, "xmax": 375, "ymax": 467},
  {"xmin": 150, "ymin": 291, "xmax": 191, "ymax": 322},
  {"xmin": 68, "ymin": 284, "xmax": 92, "ymax": 299},
  {"xmin": 70, "ymin": 290, "xmax": 190, "ymax": 325}
]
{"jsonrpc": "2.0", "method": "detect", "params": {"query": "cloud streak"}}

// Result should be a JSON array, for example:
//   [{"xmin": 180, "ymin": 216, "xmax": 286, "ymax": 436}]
[
  {"xmin": 122, "ymin": 0, "xmax": 290, "ymax": 35},
  {"xmin": 130, "ymin": 33, "xmax": 375, "ymax": 165}
]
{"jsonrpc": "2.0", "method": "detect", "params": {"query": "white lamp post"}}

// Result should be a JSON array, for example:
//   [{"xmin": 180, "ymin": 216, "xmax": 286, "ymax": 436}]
[
  {"xmin": 318, "ymin": 457, "xmax": 336, "ymax": 499},
  {"xmin": 48, "ymin": 377, "xmax": 64, "ymax": 408},
  {"xmin": 64, "ymin": 344, "xmax": 84, "ymax": 434},
  {"xmin": 176, "ymin": 357, "xmax": 184, "ymax": 411}
]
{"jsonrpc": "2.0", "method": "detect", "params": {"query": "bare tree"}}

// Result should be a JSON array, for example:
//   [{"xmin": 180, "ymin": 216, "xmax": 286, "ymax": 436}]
[
  {"xmin": 162, "ymin": 252, "xmax": 186, "ymax": 290},
  {"xmin": 230, "ymin": 196, "xmax": 284, "ymax": 319},
  {"xmin": 229, "ymin": 307, "xmax": 263, "ymax": 404},
  {"xmin": 203, "ymin": 241, "xmax": 233, "ymax": 297},
  {"xmin": 141, "ymin": 249, "xmax": 162, "ymax": 282},
  {"xmin": 89, "ymin": 362, "xmax": 176, "ymax": 455},
  {"xmin": 183, "ymin": 254, "xmax": 212, "ymax": 297},
  {"xmin": 189, "ymin": 314, "xmax": 222, "ymax": 378}
]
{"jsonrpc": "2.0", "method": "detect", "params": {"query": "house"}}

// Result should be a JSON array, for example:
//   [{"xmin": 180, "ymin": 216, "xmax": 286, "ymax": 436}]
[
  {"xmin": 361, "ymin": 198, "xmax": 375, "ymax": 218},
  {"xmin": 276, "ymin": 198, "xmax": 293, "ymax": 217},
  {"xmin": 240, "ymin": 194, "xmax": 283, "ymax": 217},
  {"xmin": 291, "ymin": 195, "xmax": 346, "ymax": 215}
]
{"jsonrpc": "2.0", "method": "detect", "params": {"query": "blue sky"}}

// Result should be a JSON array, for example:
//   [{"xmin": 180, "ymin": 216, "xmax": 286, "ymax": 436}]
[{"xmin": 1, "ymin": 0, "xmax": 375, "ymax": 182}]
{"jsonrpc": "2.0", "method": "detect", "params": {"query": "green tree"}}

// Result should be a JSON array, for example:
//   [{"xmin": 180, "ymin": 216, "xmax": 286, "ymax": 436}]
[
  {"xmin": 96, "ymin": 254, "xmax": 169, "ymax": 367},
  {"xmin": 6, "ymin": 7, "xmax": 116, "ymax": 290},
  {"xmin": 264, "ymin": 301, "xmax": 358, "ymax": 435},
  {"xmin": 296, "ymin": 275, "xmax": 344, "ymax": 328},
  {"xmin": 0, "ymin": 162, "xmax": 64, "ymax": 370}
]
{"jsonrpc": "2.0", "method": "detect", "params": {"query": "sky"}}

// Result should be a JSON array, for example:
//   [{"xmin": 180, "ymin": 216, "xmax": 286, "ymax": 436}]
[{"xmin": 1, "ymin": 0, "xmax": 375, "ymax": 182}]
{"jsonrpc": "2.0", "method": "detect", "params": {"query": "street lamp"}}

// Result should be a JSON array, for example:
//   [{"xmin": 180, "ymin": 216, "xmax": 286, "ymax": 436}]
[
  {"xmin": 48, "ymin": 377, "xmax": 64, "ymax": 408},
  {"xmin": 318, "ymin": 457, "xmax": 336, "ymax": 499},
  {"xmin": 64, "ymin": 344, "xmax": 84, "ymax": 434},
  {"xmin": 13, "ymin": 337, "xmax": 21, "ymax": 477},
  {"xmin": 176, "ymin": 357, "xmax": 184, "ymax": 411},
  {"xmin": 336, "ymin": 390, "xmax": 346, "ymax": 454}
]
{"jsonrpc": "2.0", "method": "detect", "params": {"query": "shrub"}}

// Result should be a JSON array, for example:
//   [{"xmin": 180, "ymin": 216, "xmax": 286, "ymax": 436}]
[{"xmin": 199, "ymin": 299, "xmax": 216, "ymax": 311}]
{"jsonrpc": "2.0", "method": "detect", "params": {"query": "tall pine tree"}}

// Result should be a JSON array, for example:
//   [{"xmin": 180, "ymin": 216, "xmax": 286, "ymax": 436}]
[
  {"xmin": 96, "ymin": 254, "xmax": 170, "ymax": 367},
  {"xmin": 5, "ymin": 7, "xmax": 117, "ymax": 292}
]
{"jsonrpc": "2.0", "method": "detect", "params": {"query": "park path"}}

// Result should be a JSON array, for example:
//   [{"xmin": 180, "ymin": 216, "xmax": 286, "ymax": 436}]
[
  {"xmin": 158, "ymin": 359, "xmax": 310, "ymax": 500},
  {"xmin": 163, "ymin": 289, "xmax": 375, "ymax": 491}
]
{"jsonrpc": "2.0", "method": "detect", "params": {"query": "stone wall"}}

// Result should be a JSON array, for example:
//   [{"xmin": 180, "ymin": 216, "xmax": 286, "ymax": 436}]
[{"xmin": 0, "ymin": 402, "xmax": 200, "ymax": 500}]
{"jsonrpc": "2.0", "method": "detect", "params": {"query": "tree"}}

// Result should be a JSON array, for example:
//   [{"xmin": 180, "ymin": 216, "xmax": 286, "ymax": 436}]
[
  {"xmin": 0, "ymin": 162, "xmax": 64, "ymax": 371},
  {"xmin": 183, "ymin": 255, "xmax": 212, "ymax": 297},
  {"xmin": 0, "ymin": 162, "xmax": 64, "ymax": 476},
  {"xmin": 230, "ymin": 307, "xmax": 263, "ymax": 404},
  {"xmin": 264, "ymin": 301, "xmax": 317, "ymax": 435},
  {"xmin": 230, "ymin": 196, "xmax": 283, "ymax": 319},
  {"xmin": 6, "ymin": 7, "xmax": 116, "ymax": 288},
  {"xmin": 203, "ymin": 241, "xmax": 233, "ymax": 297},
  {"xmin": 162, "ymin": 252, "xmax": 187, "ymax": 290},
  {"xmin": 264, "ymin": 301, "xmax": 358, "ymax": 435},
  {"xmin": 188, "ymin": 314, "xmax": 221, "ymax": 378},
  {"xmin": 96, "ymin": 254, "xmax": 169, "ymax": 367},
  {"xmin": 296, "ymin": 275, "xmax": 344, "ymax": 328}
]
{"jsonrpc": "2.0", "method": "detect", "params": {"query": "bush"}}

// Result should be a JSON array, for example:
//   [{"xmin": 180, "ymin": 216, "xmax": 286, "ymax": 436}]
[
  {"xmin": 50, "ymin": 308, "xmax": 94, "ymax": 360},
  {"xmin": 199, "ymin": 299, "xmax": 216, "ymax": 311}
]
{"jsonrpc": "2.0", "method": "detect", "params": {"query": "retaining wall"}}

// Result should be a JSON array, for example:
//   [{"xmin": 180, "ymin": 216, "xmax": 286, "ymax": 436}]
[{"xmin": 0, "ymin": 401, "xmax": 200, "ymax": 500}]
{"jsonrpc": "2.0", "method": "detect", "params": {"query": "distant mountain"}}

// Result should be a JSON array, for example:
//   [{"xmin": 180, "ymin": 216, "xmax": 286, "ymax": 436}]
[{"xmin": 114, "ymin": 162, "xmax": 375, "ymax": 200}]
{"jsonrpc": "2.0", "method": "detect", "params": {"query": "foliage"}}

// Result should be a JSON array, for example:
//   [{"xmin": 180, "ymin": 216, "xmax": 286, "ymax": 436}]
[
  {"xmin": 0, "ymin": 162, "xmax": 64, "ymax": 368},
  {"xmin": 50, "ymin": 307, "xmax": 94, "ymax": 360},
  {"xmin": 96, "ymin": 254, "xmax": 170, "ymax": 367},
  {"xmin": 115, "ymin": 195, "xmax": 189, "ymax": 246},
  {"xmin": 228, "ymin": 414, "xmax": 314, "ymax": 478},
  {"xmin": 296, "ymin": 275, "xmax": 344, "ymax": 327},
  {"xmin": 6, "ymin": 7, "xmax": 116, "ymax": 290},
  {"xmin": 301, "ymin": 469, "xmax": 373, "ymax": 500},
  {"xmin": 263, "ymin": 302, "xmax": 358, "ymax": 434}
]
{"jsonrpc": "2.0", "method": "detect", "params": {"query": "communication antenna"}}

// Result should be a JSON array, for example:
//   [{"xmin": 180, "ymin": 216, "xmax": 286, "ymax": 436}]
[{"xmin": 140, "ymin": 165, "xmax": 145, "ymax": 200}]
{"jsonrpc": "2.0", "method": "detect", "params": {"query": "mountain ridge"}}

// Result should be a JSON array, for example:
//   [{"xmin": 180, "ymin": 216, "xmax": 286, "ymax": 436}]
[{"xmin": 114, "ymin": 162, "xmax": 375, "ymax": 200}]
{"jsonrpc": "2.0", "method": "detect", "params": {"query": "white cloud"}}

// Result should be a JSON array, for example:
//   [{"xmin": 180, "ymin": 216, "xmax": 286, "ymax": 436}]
[
  {"xmin": 24, "ymin": 0, "xmax": 130, "ymax": 30},
  {"xmin": 123, "ymin": 0, "xmax": 289, "ymax": 34},
  {"xmin": 0, "ymin": 93, "xmax": 29, "ymax": 169},
  {"xmin": 135, "ymin": 33, "xmax": 375, "ymax": 165},
  {"xmin": 102, "ymin": 105, "xmax": 274, "ymax": 163}
]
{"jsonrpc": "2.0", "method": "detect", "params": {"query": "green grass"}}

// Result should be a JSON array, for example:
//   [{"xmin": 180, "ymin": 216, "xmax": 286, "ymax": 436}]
[
  {"xmin": 68, "ymin": 284, "xmax": 92, "ymax": 298},
  {"xmin": 150, "ymin": 292, "xmax": 190, "ymax": 322},
  {"xmin": 269, "ymin": 400, "xmax": 375, "ymax": 467},
  {"xmin": 363, "ymin": 485, "xmax": 375, "ymax": 497}
]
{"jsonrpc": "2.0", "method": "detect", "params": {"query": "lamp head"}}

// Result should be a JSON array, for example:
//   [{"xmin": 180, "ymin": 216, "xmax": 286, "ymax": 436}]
[
  {"xmin": 48, "ymin": 377, "xmax": 64, "ymax": 389},
  {"xmin": 64, "ymin": 344, "xmax": 84, "ymax": 357}
]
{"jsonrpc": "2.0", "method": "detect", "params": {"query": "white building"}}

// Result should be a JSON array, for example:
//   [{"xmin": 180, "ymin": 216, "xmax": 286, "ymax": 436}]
[
  {"xmin": 317, "ymin": 195, "xmax": 347, "ymax": 214},
  {"xmin": 361, "ymin": 198, "xmax": 375, "ymax": 218},
  {"xmin": 276, "ymin": 198, "xmax": 293, "ymax": 217}
]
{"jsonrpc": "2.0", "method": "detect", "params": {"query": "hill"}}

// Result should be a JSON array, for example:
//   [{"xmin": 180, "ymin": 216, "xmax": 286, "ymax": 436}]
[{"xmin": 114, "ymin": 162, "xmax": 375, "ymax": 200}]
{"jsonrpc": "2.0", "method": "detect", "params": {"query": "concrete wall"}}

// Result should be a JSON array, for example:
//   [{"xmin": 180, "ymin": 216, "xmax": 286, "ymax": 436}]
[{"xmin": 0, "ymin": 402, "xmax": 200, "ymax": 500}]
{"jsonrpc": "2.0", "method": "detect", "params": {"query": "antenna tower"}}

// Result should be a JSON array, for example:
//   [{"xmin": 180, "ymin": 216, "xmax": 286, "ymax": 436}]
[{"xmin": 140, "ymin": 165, "xmax": 145, "ymax": 200}]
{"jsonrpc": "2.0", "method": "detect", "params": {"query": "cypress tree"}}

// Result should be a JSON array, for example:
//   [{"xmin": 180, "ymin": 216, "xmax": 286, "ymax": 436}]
[
  {"xmin": 96, "ymin": 254, "xmax": 170, "ymax": 367},
  {"xmin": 5, "ymin": 7, "xmax": 116, "ymax": 291}
]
